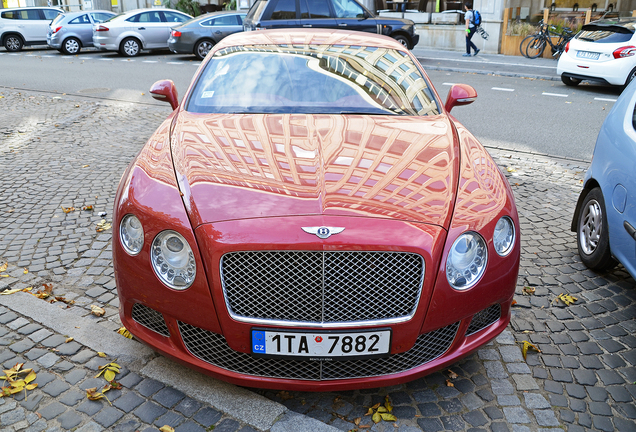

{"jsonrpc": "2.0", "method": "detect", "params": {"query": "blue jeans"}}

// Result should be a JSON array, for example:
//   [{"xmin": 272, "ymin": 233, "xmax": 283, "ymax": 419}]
[{"xmin": 466, "ymin": 27, "xmax": 478, "ymax": 54}]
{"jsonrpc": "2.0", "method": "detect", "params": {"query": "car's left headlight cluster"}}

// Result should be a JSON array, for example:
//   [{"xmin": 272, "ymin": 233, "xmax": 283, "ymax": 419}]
[
  {"xmin": 120, "ymin": 215, "xmax": 196, "ymax": 290},
  {"xmin": 151, "ymin": 230, "xmax": 196, "ymax": 290},
  {"xmin": 446, "ymin": 216, "xmax": 515, "ymax": 290}
]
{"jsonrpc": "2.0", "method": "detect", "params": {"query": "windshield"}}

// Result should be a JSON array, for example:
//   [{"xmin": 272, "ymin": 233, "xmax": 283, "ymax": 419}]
[{"xmin": 187, "ymin": 44, "xmax": 439, "ymax": 116}]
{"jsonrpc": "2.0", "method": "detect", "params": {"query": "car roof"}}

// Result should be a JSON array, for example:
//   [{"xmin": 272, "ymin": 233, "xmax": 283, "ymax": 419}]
[
  {"xmin": 189, "ymin": 11, "xmax": 244, "ymax": 22},
  {"xmin": 60, "ymin": 10, "xmax": 115, "ymax": 18},
  {"xmin": 214, "ymin": 28, "xmax": 408, "ymax": 52},
  {"xmin": 587, "ymin": 18, "xmax": 636, "ymax": 31},
  {"xmin": 2, "ymin": 6, "xmax": 63, "ymax": 11}
]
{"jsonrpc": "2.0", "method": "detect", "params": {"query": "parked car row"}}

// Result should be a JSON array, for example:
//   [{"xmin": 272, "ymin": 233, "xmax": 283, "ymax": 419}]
[{"xmin": 2, "ymin": 0, "xmax": 419, "ymax": 58}]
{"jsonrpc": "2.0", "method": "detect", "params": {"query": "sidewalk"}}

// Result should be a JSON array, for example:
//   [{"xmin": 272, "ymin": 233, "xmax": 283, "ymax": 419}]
[
  {"xmin": 1, "ymin": 88, "xmax": 635, "ymax": 432},
  {"xmin": 412, "ymin": 47, "xmax": 560, "ymax": 81}
]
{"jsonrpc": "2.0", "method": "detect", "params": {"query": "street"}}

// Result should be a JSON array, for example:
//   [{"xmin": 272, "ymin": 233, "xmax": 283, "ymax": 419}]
[{"xmin": 1, "ymin": 45, "xmax": 635, "ymax": 432}]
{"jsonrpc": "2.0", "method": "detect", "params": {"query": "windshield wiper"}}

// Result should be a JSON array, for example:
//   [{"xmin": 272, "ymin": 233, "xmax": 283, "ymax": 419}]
[{"xmin": 579, "ymin": 37, "xmax": 595, "ymax": 41}]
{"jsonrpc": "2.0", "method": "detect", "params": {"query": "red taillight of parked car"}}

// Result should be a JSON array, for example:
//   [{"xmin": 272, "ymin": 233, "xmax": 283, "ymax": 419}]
[
  {"xmin": 565, "ymin": 41, "xmax": 570, "ymax": 53},
  {"xmin": 52, "ymin": 26, "xmax": 62, "ymax": 34},
  {"xmin": 613, "ymin": 46, "xmax": 636, "ymax": 59},
  {"xmin": 95, "ymin": 25, "xmax": 109, "ymax": 32},
  {"xmin": 171, "ymin": 30, "xmax": 181, "ymax": 37}
]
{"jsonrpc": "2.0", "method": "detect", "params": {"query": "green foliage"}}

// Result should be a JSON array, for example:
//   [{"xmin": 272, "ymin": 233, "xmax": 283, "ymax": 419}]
[
  {"xmin": 506, "ymin": 21, "xmax": 535, "ymax": 37},
  {"xmin": 164, "ymin": 0, "xmax": 201, "ymax": 17},
  {"xmin": 223, "ymin": 0, "xmax": 237, "ymax": 10}
]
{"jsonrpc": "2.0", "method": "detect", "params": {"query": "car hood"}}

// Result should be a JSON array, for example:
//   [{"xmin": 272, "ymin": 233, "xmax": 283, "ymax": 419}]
[{"xmin": 170, "ymin": 112, "xmax": 459, "ymax": 228}]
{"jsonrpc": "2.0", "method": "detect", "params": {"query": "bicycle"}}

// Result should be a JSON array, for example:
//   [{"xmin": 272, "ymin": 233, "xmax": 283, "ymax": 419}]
[{"xmin": 525, "ymin": 21, "xmax": 574, "ymax": 59}]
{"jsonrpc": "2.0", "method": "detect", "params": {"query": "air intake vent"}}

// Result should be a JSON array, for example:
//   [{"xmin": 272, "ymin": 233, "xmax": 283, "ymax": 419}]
[{"xmin": 132, "ymin": 303, "xmax": 170, "ymax": 337}]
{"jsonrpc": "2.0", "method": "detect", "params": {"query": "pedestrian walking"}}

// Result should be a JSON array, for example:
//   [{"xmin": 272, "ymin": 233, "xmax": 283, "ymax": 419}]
[{"xmin": 463, "ymin": 1, "xmax": 480, "ymax": 57}]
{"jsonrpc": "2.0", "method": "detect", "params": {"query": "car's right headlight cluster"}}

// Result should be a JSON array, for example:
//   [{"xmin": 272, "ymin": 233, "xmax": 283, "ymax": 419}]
[{"xmin": 446, "ymin": 216, "xmax": 515, "ymax": 290}]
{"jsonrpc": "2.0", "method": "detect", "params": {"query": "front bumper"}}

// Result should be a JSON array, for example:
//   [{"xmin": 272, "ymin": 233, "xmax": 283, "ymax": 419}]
[
  {"xmin": 114, "ymin": 214, "xmax": 518, "ymax": 390},
  {"xmin": 410, "ymin": 33, "xmax": 419, "ymax": 49}
]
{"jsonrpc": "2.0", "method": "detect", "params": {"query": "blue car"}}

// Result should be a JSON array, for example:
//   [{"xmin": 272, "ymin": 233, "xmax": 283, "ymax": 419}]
[{"xmin": 572, "ymin": 80, "xmax": 636, "ymax": 280}]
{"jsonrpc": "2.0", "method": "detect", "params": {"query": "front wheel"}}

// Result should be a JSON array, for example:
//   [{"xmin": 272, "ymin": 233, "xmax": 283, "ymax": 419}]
[
  {"xmin": 561, "ymin": 75, "xmax": 581, "ymax": 86},
  {"xmin": 4, "ymin": 34, "xmax": 23, "ymax": 52},
  {"xmin": 61, "ymin": 37, "xmax": 81, "ymax": 55},
  {"xmin": 519, "ymin": 35, "xmax": 535, "ymax": 58},
  {"xmin": 392, "ymin": 35, "xmax": 410, "ymax": 49},
  {"xmin": 526, "ymin": 36, "xmax": 546, "ymax": 59},
  {"xmin": 576, "ymin": 187, "xmax": 617, "ymax": 271},
  {"xmin": 120, "ymin": 37, "xmax": 141, "ymax": 57},
  {"xmin": 194, "ymin": 39, "xmax": 214, "ymax": 60}
]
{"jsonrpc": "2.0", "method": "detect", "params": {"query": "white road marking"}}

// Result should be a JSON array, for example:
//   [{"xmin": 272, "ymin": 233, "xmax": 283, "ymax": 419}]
[
  {"xmin": 442, "ymin": 82, "xmax": 456, "ymax": 86},
  {"xmin": 62, "ymin": 56, "xmax": 73, "ymax": 59},
  {"xmin": 492, "ymin": 87, "xmax": 514, "ymax": 92},
  {"xmin": 542, "ymin": 92, "xmax": 568, "ymax": 97},
  {"xmin": 99, "ymin": 58, "xmax": 113, "ymax": 61},
  {"xmin": 26, "ymin": 54, "xmax": 38, "ymax": 57},
  {"xmin": 142, "ymin": 60, "xmax": 158, "ymax": 63},
  {"xmin": 167, "ymin": 61, "xmax": 183, "ymax": 65},
  {"xmin": 9, "ymin": 53, "xmax": 21, "ymax": 56},
  {"xmin": 594, "ymin": 97, "xmax": 617, "ymax": 102},
  {"xmin": 423, "ymin": 56, "xmax": 557, "ymax": 70}
]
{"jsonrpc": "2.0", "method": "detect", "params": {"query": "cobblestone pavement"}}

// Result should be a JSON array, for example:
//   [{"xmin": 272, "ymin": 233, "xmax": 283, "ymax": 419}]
[{"xmin": 1, "ymin": 89, "xmax": 635, "ymax": 432}]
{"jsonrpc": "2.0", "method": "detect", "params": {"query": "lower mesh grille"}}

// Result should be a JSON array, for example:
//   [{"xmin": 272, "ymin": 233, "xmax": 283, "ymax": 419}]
[
  {"xmin": 178, "ymin": 321, "xmax": 459, "ymax": 380},
  {"xmin": 132, "ymin": 303, "xmax": 170, "ymax": 337},
  {"xmin": 465, "ymin": 304, "xmax": 501, "ymax": 336}
]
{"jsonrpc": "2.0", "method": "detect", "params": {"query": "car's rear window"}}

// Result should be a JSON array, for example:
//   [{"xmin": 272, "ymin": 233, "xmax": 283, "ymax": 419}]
[
  {"xmin": 576, "ymin": 23, "xmax": 634, "ymax": 43},
  {"xmin": 187, "ymin": 44, "xmax": 439, "ymax": 116}
]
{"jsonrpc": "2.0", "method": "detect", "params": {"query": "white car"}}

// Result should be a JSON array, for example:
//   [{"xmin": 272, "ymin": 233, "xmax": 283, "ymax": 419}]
[
  {"xmin": 92, "ymin": 8, "xmax": 191, "ymax": 57},
  {"xmin": 557, "ymin": 18, "xmax": 636, "ymax": 90},
  {"xmin": 0, "ymin": 7, "xmax": 63, "ymax": 51}
]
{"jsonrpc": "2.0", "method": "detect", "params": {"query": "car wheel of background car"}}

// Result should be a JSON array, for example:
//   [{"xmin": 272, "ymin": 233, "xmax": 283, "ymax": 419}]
[
  {"xmin": 561, "ymin": 75, "xmax": 581, "ymax": 87},
  {"xmin": 577, "ymin": 187, "xmax": 618, "ymax": 271},
  {"xmin": 621, "ymin": 67, "xmax": 636, "ymax": 92},
  {"xmin": 3, "ymin": 34, "xmax": 24, "ymax": 52},
  {"xmin": 61, "ymin": 37, "xmax": 81, "ymax": 55},
  {"xmin": 194, "ymin": 39, "xmax": 214, "ymax": 60},
  {"xmin": 120, "ymin": 37, "xmax": 141, "ymax": 57},
  {"xmin": 392, "ymin": 35, "xmax": 409, "ymax": 49}
]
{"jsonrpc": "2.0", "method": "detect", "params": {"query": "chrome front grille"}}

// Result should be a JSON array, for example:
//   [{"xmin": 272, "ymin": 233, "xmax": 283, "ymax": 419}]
[
  {"xmin": 465, "ymin": 304, "xmax": 501, "ymax": 336},
  {"xmin": 178, "ymin": 321, "xmax": 458, "ymax": 380},
  {"xmin": 221, "ymin": 251, "xmax": 424, "ymax": 325},
  {"xmin": 131, "ymin": 303, "xmax": 170, "ymax": 337}
]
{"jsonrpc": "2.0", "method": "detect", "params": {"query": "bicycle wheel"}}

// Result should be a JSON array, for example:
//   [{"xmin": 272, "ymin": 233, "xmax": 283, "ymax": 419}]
[
  {"xmin": 519, "ymin": 35, "xmax": 536, "ymax": 58},
  {"xmin": 526, "ymin": 36, "xmax": 546, "ymax": 59}
]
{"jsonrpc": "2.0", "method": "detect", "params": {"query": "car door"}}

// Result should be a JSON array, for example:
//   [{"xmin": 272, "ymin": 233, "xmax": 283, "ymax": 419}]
[
  {"xmin": 263, "ymin": 0, "xmax": 300, "ymax": 29},
  {"xmin": 20, "ymin": 9, "xmax": 49, "ymax": 43},
  {"xmin": 331, "ymin": 0, "xmax": 377, "ymax": 33},
  {"xmin": 68, "ymin": 14, "xmax": 92, "ymax": 45},
  {"xmin": 132, "ymin": 11, "xmax": 165, "ymax": 48},
  {"xmin": 205, "ymin": 14, "xmax": 242, "ymax": 41},
  {"xmin": 300, "ymin": 0, "xmax": 338, "ymax": 30}
]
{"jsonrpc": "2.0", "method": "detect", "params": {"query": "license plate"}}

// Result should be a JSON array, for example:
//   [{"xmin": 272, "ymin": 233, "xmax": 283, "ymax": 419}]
[
  {"xmin": 576, "ymin": 51, "xmax": 600, "ymax": 60},
  {"xmin": 251, "ymin": 328, "xmax": 391, "ymax": 361}
]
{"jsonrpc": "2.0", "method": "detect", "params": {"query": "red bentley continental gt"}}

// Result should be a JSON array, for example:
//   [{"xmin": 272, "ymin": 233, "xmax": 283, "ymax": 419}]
[{"xmin": 113, "ymin": 29, "xmax": 520, "ymax": 391}]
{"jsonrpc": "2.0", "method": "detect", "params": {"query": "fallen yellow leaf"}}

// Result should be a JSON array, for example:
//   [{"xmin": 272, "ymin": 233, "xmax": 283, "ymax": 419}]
[
  {"xmin": 90, "ymin": 305, "xmax": 105, "ymax": 317},
  {"xmin": 97, "ymin": 352, "xmax": 106, "ymax": 358},
  {"xmin": 521, "ymin": 341, "xmax": 541, "ymax": 360},
  {"xmin": 117, "ymin": 327, "xmax": 133, "ymax": 339},
  {"xmin": 65, "ymin": 337, "xmax": 74, "ymax": 343},
  {"xmin": 159, "ymin": 427, "xmax": 175, "ymax": 432}
]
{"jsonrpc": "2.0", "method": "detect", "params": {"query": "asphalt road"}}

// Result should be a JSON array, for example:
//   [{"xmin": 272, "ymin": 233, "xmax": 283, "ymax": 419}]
[{"xmin": 1, "ymin": 46, "xmax": 619, "ymax": 160}]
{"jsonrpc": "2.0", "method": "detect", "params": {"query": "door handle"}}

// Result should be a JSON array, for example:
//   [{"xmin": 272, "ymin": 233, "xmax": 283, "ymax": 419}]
[
  {"xmin": 214, "ymin": 30, "xmax": 221, "ymax": 34},
  {"xmin": 138, "ymin": 27, "xmax": 146, "ymax": 30},
  {"xmin": 303, "ymin": 24, "xmax": 312, "ymax": 27},
  {"xmin": 625, "ymin": 221, "xmax": 636, "ymax": 241},
  {"xmin": 338, "ymin": 23, "xmax": 348, "ymax": 26}
]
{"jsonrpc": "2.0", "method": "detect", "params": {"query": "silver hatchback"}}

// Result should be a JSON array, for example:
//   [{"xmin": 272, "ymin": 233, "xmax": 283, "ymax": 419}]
[
  {"xmin": 48, "ymin": 10, "xmax": 116, "ymax": 54},
  {"xmin": 93, "ymin": 8, "xmax": 191, "ymax": 57}
]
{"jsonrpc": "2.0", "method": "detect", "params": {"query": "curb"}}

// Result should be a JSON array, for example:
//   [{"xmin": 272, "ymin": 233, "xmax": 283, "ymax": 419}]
[{"xmin": 0, "ymin": 292, "xmax": 340, "ymax": 432}]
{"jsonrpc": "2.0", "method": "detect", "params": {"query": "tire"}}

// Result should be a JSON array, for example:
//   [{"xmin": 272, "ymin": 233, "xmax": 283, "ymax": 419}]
[
  {"xmin": 525, "ymin": 36, "xmax": 546, "ymax": 59},
  {"xmin": 576, "ymin": 187, "xmax": 618, "ymax": 271},
  {"xmin": 621, "ymin": 67, "xmax": 636, "ymax": 92},
  {"xmin": 561, "ymin": 75, "xmax": 581, "ymax": 86},
  {"xmin": 61, "ymin": 37, "xmax": 81, "ymax": 55},
  {"xmin": 392, "ymin": 35, "xmax": 410, "ymax": 49},
  {"xmin": 194, "ymin": 39, "xmax": 214, "ymax": 60},
  {"xmin": 3, "ymin": 34, "xmax": 23, "ymax": 52},
  {"xmin": 119, "ymin": 37, "xmax": 141, "ymax": 57},
  {"xmin": 519, "ymin": 35, "xmax": 535, "ymax": 58}
]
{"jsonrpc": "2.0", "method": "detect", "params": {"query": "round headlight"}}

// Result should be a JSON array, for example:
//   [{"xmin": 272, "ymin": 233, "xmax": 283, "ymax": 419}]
[
  {"xmin": 493, "ymin": 216, "xmax": 515, "ymax": 256},
  {"xmin": 120, "ymin": 214, "xmax": 144, "ymax": 256},
  {"xmin": 446, "ymin": 232, "xmax": 487, "ymax": 290},
  {"xmin": 151, "ymin": 230, "xmax": 196, "ymax": 290}
]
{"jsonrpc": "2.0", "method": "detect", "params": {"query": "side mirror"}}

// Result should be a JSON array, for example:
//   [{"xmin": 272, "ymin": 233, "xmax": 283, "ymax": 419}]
[
  {"xmin": 444, "ymin": 84, "xmax": 477, "ymax": 113},
  {"xmin": 150, "ymin": 79, "xmax": 179, "ymax": 111}
]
